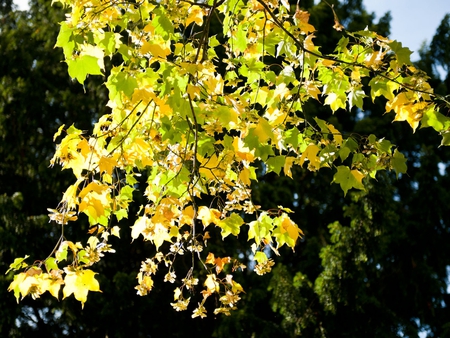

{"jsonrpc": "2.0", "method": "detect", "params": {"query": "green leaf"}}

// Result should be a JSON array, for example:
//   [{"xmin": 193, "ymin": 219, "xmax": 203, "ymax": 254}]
[
  {"xmin": 332, "ymin": 166, "xmax": 365, "ymax": 196},
  {"xmin": 67, "ymin": 55, "xmax": 103, "ymax": 85},
  {"xmin": 235, "ymin": 23, "xmax": 247, "ymax": 52},
  {"xmin": 197, "ymin": 135, "xmax": 216, "ymax": 157},
  {"xmin": 389, "ymin": 40, "xmax": 412, "ymax": 66},
  {"xmin": 217, "ymin": 213, "xmax": 244, "ymax": 238},
  {"xmin": 339, "ymin": 137, "xmax": 358, "ymax": 161},
  {"xmin": 5, "ymin": 256, "xmax": 29, "ymax": 274},
  {"xmin": 369, "ymin": 76, "xmax": 399, "ymax": 101},
  {"xmin": 441, "ymin": 131, "xmax": 450, "ymax": 146},
  {"xmin": 284, "ymin": 127, "xmax": 301, "ymax": 149},
  {"xmin": 216, "ymin": 106, "xmax": 238, "ymax": 128},
  {"xmin": 390, "ymin": 149, "xmax": 407, "ymax": 178},
  {"xmin": 55, "ymin": 22, "xmax": 81, "ymax": 58},
  {"xmin": 153, "ymin": 9, "xmax": 174, "ymax": 39},
  {"xmin": 248, "ymin": 212, "xmax": 273, "ymax": 245},
  {"xmin": 45, "ymin": 257, "xmax": 59, "ymax": 272},
  {"xmin": 114, "ymin": 209, "xmax": 128, "ymax": 221},
  {"xmin": 56, "ymin": 243, "xmax": 69, "ymax": 262},
  {"xmin": 119, "ymin": 185, "xmax": 134, "ymax": 201},
  {"xmin": 106, "ymin": 68, "xmax": 138, "ymax": 100},
  {"xmin": 421, "ymin": 107, "xmax": 450, "ymax": 132},
  {"xmin": 347, "ymin": 87, "xmax": 366, "ymax": 110},
  {"xmin": 313, "ymin": 117, "xmax": 329, "ymax": 133},
  {"xmin": 254, "ymin": 251, "xmax": 268, "ymax": 264},
  {"xmin": 266, "ymin": 156, "xmax": 285, "ymax": 175},
  {"xmin": 97, "ymin": 32, "xmax": 117, "ymax": 56}
]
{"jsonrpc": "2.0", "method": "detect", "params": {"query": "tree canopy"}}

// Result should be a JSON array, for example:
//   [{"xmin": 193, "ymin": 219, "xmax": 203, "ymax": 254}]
[{"xmin": 3, "ymin": 0, "xmax": 450, "ymax": 336}]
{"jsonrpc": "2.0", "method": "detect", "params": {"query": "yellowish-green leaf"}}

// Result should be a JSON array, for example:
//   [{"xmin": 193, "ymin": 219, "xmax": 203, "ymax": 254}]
[
  {"xmin": 390, "ymin": 149, "xmax": 407, "ymax": 178},
  {"xmin": 272, "ymin": 214, "xmax": 303, "ymax": 249},
  {"xmin": 217, "ymin": 213, "xmax": 244, "ymax": 238},
  {"xmin": 332, "ymin": 166, "xmax": 365, "ymax": 196}
]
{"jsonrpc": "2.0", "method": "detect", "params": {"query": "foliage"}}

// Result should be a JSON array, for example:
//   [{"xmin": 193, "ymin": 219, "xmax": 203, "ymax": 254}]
[{"xmin": 6, "ymin": 0, "xmax": 450, "ymax": 321}]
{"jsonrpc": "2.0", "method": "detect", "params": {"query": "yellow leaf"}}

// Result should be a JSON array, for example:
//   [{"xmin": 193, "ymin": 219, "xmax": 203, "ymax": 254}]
[
  {"xmin": 303, "ymin": 34, "xmax": 316, "ymax": 51},
  {"xmin": 327, "ymin": 124, "xmax": 343, "ymax": 146},
  {"xmin": 365, "ymin": 51, "xmax": 384, "ymax": 69},
  {"xmin": 78, "ymin": 181, "xmax": 111, "ymax": 222},
  {"xmin": 132, "ymin": 88, "xmax": 156, "ymax": 106},
  {"xmin": 8, "ymin": 272, "xmax": 27, "ymax": 302},
  {"xmin": 387, "ymin": 93, "xmax": 426, "ymax": 132},
  {"xmin": 141, "ymin": 41, "xmax": 171, "ymax": 58},
  {"xmin": 204, "ymin": 274, "xmax": 219, "ymax": 293},
  {"xmin": 199, "ymin": 153, "xmax": 227, "ymax": 179},
  {"xmin": 283, "ymin": 157, "xmax": 296, "ymax": 178},
  {"xmin": 174, "ymin": 287, "xmax": 182, "ymax": 300},
  {"xmin": 53, "ymin": 124, "xmax": 65, "ymax": 141},
  {"xmin": 232, "ymin": 137, "xmax": 255, "ymax": 162},
  {"xmin": 306, "ymin": 82, "xmax": 321, "ymax": 100},
  {"xmin": 239, "ymin": 167, "xmax": 251, "ymax": 185},
  {"xmin": 206, "ymin": 252, "xmax": 230, "ymax": 273},
  {"xmin": 131, "ymin": 216, "xmax": 148, "ymax": 240},
  {"xmin": 294, "ymin": 9, "xmax": 315, "ymax": 34},
  {"xmin": 299, "ymin": 144, "xmax": 320, "ymax": 170},
  {"xmin": 63, "ymin": 269, "xmax": 101, "ymax": 308},
  {"xmin": 151, "ymin": 223, "xmax": 172, "ymax": 250},
  {"xmin": 350, "ymin": 169, "xmax": 365, "ymax": 188},
  {"xmin": 180, "ymin": 205, "xmax": 194, "ymax": 226},
  {"xmin": 110, "ymin": 226, "xmax": 120, "ymax": 238},
  {"xmin": 78, "ymin": 181, "xmax": 108, "ymax": 199},
  {"xmin": 40, "ymin": 272, "xmax": 64, "ymax": 299},
  {"xmin": 197, "ymin": 206, "xmax": 221, "ymax": 228},
  {"xmin": 253, "ymin": 117, "xmax": 274, "ymax": 143},
  {"xmin": 325, "ymin": 92, "xmax": 346, "ymax": 112},
  {"xmin": 205, "ymin": 252, "xmax": 216, "ymax": 265},
  {"xmin": 273, "ymin": 214, "xmax": 304, "ymax": 249},
  {"xmin": 187, "ymin": 83, "xmax": 201, "ymax": 99},
  {"xmin": 98, "ymin": 156, "xmax": 117, "ymax": 176},
  {"xmin": 186, "ymin": 6, "xmax": 205, "ymax": 27}
]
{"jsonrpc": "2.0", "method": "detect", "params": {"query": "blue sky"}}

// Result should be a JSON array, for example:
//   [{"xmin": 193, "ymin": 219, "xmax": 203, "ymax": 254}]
[{"xmin": 363, "ymin": 0, "xmax": 450, "ymax": 61}]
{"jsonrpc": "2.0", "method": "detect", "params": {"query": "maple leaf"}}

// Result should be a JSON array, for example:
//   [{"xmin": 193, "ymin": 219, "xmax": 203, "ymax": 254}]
[
  {"xmin": 390, "ymin": 149, "xmax": 407, "ymax": 178},
  {"xmin": 266, "ymin": 156, "xmax": 285, "ymax": 175},
  {"xmin": 141, "ymin": 41, "xmax": 171, "ymax": 58},
  {"xmin": 217, "ymin": 213, "xmax": 244, "ymax": 238},
  {"xmin": 197, "ymin": 207, "xmax": 222, "ymax": 228},
  {"xmin": 98, "ymin": 156, "xmax": 117, "ymax": 176},
  {"xmin": 299, "ymin": 144, "xmax": 321, "ymax": 171},
  {"xmin": 273, "ymin": 214, "xmax": 304, "ymax": 249},
  {"xmin": 40, "ymin": 272, "xmax": 64, "ymax": 299},
  {"xmin": 248, "ymin": 212, "xmax": 273, "ymax": 245},
  {"xmin": 206, "ymin": 253, "xmax": 231, "ymax": 274},
  {"xmin": 386, "ymin": 92, "xmax": 426, "ymax": 132},
  {"xmin": 283, "ymin": 156, "xmax": 296, "ymax": 178},
  {"xmin": 332, "ymin": 166, "xmax": 365, "ymax": 196},
  {"xmin": 63, "ymin": 269, "xmax": 101, "ymax": 308},
  {"xmin": 389, "ymin": 40, "xmax": 412, "ymax": 67},
  {"xmin": 294, "ymin": 9, "xmax": 315, "ymax": 34},
  {"xmin": 325, "ymin": 92, "xmax": 346, "ymax": 112},
  {"xmin": 192, "ymin": 303, "xmax": 207, "ymax": 318},
  {"xmin": 204, "ymin": 274, "xmax": 219, "ymax": 294},
  {"xmin": 67, "ymin": 54, "xmax": 103, "ymax": 85}
]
